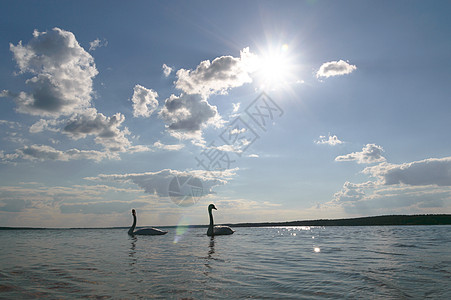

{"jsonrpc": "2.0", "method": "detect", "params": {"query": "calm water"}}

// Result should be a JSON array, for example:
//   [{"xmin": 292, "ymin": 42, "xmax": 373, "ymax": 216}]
[{"xmin": 0, "ymin": 226, "xmax": 450, "ymax": 299}]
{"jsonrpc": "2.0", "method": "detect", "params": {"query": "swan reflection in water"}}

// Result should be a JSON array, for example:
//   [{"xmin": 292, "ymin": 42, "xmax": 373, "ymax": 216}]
[
  {"xmin": 208, "ymin": 236, "xmax": 215, "ymax": 259},
  {"xmin": 204, "ymin": 236, "xmax": 215, "ymax": 275},
  {"xmin": 128, "ymin": 209, "xmax": 167, "ymax": 236},
  {"xmin": 128, "ymin": 235, "xmax": 138, "ymax": 268}
]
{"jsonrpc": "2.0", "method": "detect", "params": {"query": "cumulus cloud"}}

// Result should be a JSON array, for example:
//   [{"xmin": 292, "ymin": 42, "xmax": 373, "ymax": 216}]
[
  {"xmin": 332, "ymin": 181, "xmax": 374, "ymax": 204},
  {"xmin": 162, "ymin": 64, "xmax": 172, "ymax": 77},
  {"xmin": 316, "ymin": 59, "xmax": 356, "ymax": 78},
  {"xmin": 159, "ymin": 93, "xmax": 222, "ymax": 140},
  {"xmin": 89, "ymin": 38, "xmax": 108, "ymax": 51},
  {"xmin": 131, "ymin": 84, "xmax": 159, "ymax": 118},
  {"xmin": 86, "ymin": 168, "xmax": 237, "ymax": 198},
  {"xmin": 175, "ymin": 47, "xmax": 255, "ymax": 96},
  {"xmin": 328, "ymin": 155, "xmax": 451, "ymax": 214},
  {"xmin": 9, "ymin": 28, "xmax": 98, "ymax": 117},
  {"xmin": 63, "ymin": 109, "xmax": 131, "ymax": 152},
  {"xmin": 153, "ymin": 141, "xmax": 184, "ymax": 151},
  {"xmin": 315, "ymin": 134, "xmax": 343, "ymax": 146},
  {"xmin": 363, "ymin": 157, "xmax": 451, "ymax": 186},
  {"xmin": 335, "ymin": 144, "xmax": 385, "ymax": 164}
]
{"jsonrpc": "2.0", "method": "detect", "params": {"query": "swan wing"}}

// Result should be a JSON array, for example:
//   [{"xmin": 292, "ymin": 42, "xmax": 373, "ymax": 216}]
[{"xmin": 214, "ymin": 226, "xmax": 234, "ymax": 235}]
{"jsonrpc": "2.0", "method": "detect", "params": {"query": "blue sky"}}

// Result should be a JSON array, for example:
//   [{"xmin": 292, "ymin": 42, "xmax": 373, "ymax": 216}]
[{"xmin": 1, "ymin": 0, "xmax": 451, "ymax": 228}]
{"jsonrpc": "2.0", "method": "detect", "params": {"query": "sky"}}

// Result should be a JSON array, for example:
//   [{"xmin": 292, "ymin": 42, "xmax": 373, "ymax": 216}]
[{"xmin": 1, "ymin": 0, "xmax": 451, "ymax": 228}]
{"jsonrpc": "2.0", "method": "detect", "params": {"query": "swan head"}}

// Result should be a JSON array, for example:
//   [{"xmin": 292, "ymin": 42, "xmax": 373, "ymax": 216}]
[
  {"xmin": 208, "ymin": 204, "xmax": 217, "ymax": 211},
  {"xmin": 132, "ymin": 209, "xmax": 136, "ymax": 216}
]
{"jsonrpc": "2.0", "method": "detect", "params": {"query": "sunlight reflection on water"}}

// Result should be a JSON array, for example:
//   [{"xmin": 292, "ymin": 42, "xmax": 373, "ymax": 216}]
[{"xmin": 0, "ymin": 226, "xmax": 450, "ymax": 299}]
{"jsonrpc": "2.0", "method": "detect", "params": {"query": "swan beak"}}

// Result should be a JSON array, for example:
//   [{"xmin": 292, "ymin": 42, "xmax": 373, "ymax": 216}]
[{"xmin": 213, "ymin": 207, "xmax": 217, "ymax": 210}]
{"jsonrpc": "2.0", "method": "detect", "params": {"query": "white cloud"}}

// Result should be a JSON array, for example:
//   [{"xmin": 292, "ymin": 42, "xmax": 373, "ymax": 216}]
[
  {"xmin": 9, "ymin": 28, "xmax": 98, "ymax": 117},
  {"xmin": 335, "ymin": 144, "xmax": 385, "ymax": 164},
  {"xmin": 63, "ymin": 108, "xmax": 131, "ymax": 152},
  {"xmin": 363, "ymin": 156, "xmax": 451, "ymax": 186},
  {"xmin": 316, "ymin": 59, "xmax": 356, "ymax": 78},
  {"xmin": 248, "ymin": 154, "xmax": 259, "ymax": 158},
  {"xmin": 162, "ymin": 64, "xmax": 172, "ymax": 77},
  {"xmin": 175, "ymin": 47, "xmax": 255, "ymax": 96},
  {"xmin": 131, "ymin": 84, "xmax": 159, "ymax": 118},
  {"xmin": 159, "ymin": 93, "xmax": 222, "ymax": 141},
  {"xmin": 315, "ymin": 134, "xmax": 343, "ymax": 146},
  {"xmin": 153, "ymin": 141, "xmax": 184, "ymax": 151},
  {"xmin": 89, "ymin": 38, "xmax": 107, "ymax": 51}
]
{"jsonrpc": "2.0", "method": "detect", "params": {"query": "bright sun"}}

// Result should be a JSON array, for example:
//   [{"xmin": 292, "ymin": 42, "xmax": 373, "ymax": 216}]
[{"xmin": 256, "ymin": 44, "xmax": 295, "ymax": 88}]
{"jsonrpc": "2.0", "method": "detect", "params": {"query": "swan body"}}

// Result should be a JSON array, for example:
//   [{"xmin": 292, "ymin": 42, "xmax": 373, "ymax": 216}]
[
  {"xmin": 207, "ymin": 204, "xmax": 234, "ymax": 236},
  {"xmin": 128, "ymin": 209, "xmax": 167, "ymax": 236}
]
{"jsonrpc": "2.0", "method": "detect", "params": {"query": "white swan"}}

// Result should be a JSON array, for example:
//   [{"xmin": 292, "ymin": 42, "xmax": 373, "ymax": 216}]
[
  {"xmin": 128, "ymin": 209, "xmax": 167, "ymax": 235},
  {"xmin": 207, "ymin": 204, "xmax": 234, "ymax": 236}
]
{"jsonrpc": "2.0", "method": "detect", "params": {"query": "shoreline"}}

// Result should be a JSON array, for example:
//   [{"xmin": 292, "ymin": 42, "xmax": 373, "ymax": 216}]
[{"xmin": 1, "ymin": 214, "xmax": 450, "ymax": 230}]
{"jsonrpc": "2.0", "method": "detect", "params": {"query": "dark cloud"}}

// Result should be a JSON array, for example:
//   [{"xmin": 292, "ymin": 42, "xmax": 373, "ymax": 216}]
[{"xmin": 87, "ymin": 168, "xmax": 236, "ymax": 198}]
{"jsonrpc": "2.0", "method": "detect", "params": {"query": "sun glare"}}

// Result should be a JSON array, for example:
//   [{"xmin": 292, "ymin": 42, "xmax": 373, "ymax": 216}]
[{"xmin": 256, "ymin": 43, "xmax": 296, "ymax": 89}]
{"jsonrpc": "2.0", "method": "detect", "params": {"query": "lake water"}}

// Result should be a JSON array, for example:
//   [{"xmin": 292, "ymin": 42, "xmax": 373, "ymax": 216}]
[{"xmin": 0, "ymin": 226, "xmax": 450, "ymax": 299}]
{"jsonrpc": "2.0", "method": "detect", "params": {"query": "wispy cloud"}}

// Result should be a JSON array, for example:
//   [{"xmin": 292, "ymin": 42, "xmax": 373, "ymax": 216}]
[
  {"xmin": 153, "ymin": 141, "xmax": 184, "ymax": 151},
  {"xmin": 89, "ymin": 38, "xmax": 108, "ymax": 51},
  {"xmin": 16, "ymin": 144, "xmax": 112, "ymax": 161},
  {"xmin": 162, "ymin": 64, "xmax": 172, "ymax": 77}
]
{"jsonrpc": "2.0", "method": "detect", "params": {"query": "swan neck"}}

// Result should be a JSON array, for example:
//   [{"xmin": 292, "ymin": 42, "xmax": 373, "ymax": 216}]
[
  {"xmin": 128, "ymin": 214, "xmax": 136, "ymax": 235},
  {"xmin": 208, "ymin": 208, "xmax": 214, "ymax": 235}
]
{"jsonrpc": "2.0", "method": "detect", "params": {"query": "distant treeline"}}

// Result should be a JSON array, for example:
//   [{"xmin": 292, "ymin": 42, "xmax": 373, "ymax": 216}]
[
  {"xmin": 226, "ymin": 214, "xmax": 451, "ymax": 227},
  {"xmin": 1, "ymin": 214, "xmax": 450, "ymax": 230}
]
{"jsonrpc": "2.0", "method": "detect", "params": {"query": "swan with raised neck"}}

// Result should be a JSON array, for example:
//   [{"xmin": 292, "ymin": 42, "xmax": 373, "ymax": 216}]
[
  {"xmin": 128, "ymin": 209, "xmax": 167, "ymax": 235},
  {"xmin": 207, "ymin": 204, "xmax": 234, "ymax": 236}
]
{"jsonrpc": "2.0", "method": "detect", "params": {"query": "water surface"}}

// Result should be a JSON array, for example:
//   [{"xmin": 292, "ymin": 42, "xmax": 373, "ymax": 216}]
[{"xmin": 1, "ymin": 226, "xmax": 450, "ymax": 299}]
